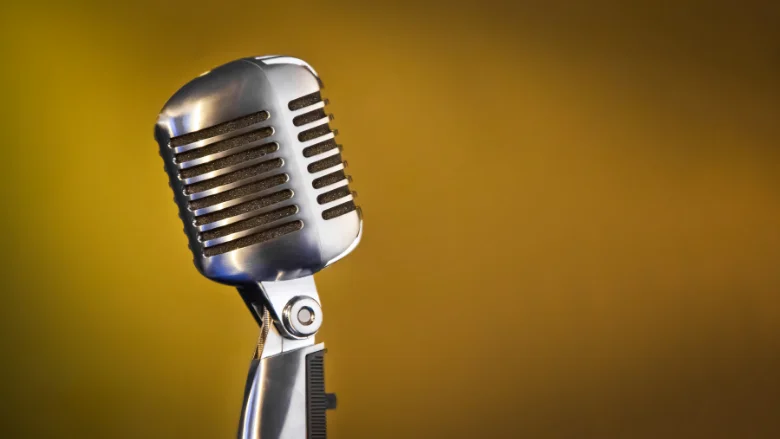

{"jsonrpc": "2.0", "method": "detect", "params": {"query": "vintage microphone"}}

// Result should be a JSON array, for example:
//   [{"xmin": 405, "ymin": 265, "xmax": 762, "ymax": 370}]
[{"xmin": 154, "ymin": 56, "xmax": 362, "ymax": 439}]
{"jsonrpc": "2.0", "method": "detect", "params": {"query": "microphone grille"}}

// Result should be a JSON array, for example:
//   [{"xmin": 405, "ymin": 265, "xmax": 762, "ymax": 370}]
[
  {"xmin": 169, "ymin": 111, "xmax": 299, "ymax": 257},
  {"xmin": 287, "ymin": 91, "xmax": 357, "ymax": 221},
  {"xmin": 156, "ymin": 57, "xmax": 363, "ymax": 283}
]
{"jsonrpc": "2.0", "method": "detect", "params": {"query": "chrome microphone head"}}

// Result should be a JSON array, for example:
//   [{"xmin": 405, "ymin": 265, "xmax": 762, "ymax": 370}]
[{"xmin": 154, "ymin": 56, "xmax": 362, "ymax": 285}]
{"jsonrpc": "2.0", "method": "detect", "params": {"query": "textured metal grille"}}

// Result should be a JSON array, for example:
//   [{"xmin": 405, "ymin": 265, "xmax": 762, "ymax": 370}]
[
  {"xmin": 293, "ymin": 108, "xmax": 327, "ymax": 127},
  {"xmin": 184, "ymin": 158, "xmax": 283, "ymax": 194},
  {"xmin": 312, "ymin": 170, "xmax": 346, "ymax": 189},
  {"xmin": 322, "ymin": 201, "xmax": 356, "ymax": 220},
  {"xmin": 168, "ymin": 111, "xmax": 298, "ymax": 256},
  {"xmin": 170, "ymin": 111, "xmax": 269, "ymax": 147},
  {"xmin": 201, "ymin": 206, "xmax": 298, "ymax": 241},
  {"xmin": 179, "ymin": 142, "xmax": 278, "ymax": 179},
  {"xmin": 307, "ymin": 154, "xmax": 343, "ymax": 173},
  {"xmin": 175, "ymin": 128, "xmax": 274, "ymax": 163},
  {"xmin": 316, "ymin": 186, "xmax": 351, "ymax": 205},
  {"xmin": 289, "ymin": 91, "xmax": 358, "ymax": 221},
  {"xmin": 303, "ymin": 139, "xmax": 339, "ymax": 158},
  {"xmin": 194, "ymin": 190, "xmax": 294, "ymax": 226},
  {"xmin": 188, "ymin": 174, "xmax": 289, "ymax": 210},
  {"xmin": 203, "ymin": 221, "xmax": 303, "ymax": 257},
  {"xmin": 298, "ymin": 124, "xmax": 333, "ymax": 142},
  {"xmin": 288, "ymin": 91, "xmax": 322, "ymax": 111}
]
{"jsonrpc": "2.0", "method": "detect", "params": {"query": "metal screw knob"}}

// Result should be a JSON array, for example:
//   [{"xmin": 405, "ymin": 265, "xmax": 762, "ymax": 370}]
[{"xmin": 283, "ymin": 296, "xmax": 322, "ymax": 337}]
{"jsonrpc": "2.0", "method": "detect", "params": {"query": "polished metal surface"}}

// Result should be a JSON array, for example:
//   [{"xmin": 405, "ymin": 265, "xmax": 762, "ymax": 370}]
[
  {"xmin": 239, "ymin": 344, "xmax": 326, "ymax": 439},
  {"xmin": 155, "ymin": 56, "xmax": 362, "ymax": 286},
  {"xmin": 283, "ymin": 296, "xmax": 322, "ymax": 337},
  {"xmin": 261, "ymin": 276, "xmax": 321, "ymax": 342},
  {"xmin": 235, "ymin": 270, "xmax": 325, "ymax": 438},
  {"xmin": 155, "ymin": 56, "xmax": 361, "ymax": 439},
  {"xmin": 254, "ymin": 276, "xmax": 321, "ymax": 356}
]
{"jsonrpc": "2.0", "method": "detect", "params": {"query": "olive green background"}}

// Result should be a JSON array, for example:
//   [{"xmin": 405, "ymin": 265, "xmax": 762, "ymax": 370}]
[{"xmin": 1, "ymin": 1, "xmax": 778, "ymax": 438}]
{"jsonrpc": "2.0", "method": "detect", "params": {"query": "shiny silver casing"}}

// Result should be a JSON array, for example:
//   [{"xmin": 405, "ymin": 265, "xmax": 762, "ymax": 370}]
[
  {"xmin": 239, "ymin": 343, "xmax": 326, "ymax": 439},
  {"xmin": 154, "ymin": 57, "xmax": 361, "ymax": 285}
]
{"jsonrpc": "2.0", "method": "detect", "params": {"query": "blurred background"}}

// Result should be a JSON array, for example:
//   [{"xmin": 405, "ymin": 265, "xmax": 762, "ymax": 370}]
[{"xmin": 1, "ymin": 0, "xmax": 778, "ymax": 437}]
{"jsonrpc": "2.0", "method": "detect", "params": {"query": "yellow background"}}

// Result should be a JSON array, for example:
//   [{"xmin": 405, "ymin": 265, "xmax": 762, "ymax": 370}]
[{"xmin": 1, "ymin": 1, "xmax": 778, "ymax": 438}]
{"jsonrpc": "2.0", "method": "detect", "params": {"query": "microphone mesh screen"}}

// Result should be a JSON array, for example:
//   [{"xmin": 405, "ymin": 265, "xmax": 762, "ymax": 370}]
[
  {"xmin": 312, "ymin": 170, "xmax": 346, "ymax": 189},
  {"xmin": 201, "ymin": 206, "xmax": 298, "ymax": 241},
  {"xmin": 307, "ymin": 153, "xmax": 343, "ymax": 173},
  {"xmin": 170, "ymin": 111, "xmax": 269, "ymax": 147},
  {"xmin": 298, "ymin": 124, "xmax": 333, "ymax": 142},
  {"xmin": 188, "ymin": 174, "xmax": 289, "ymax": 210},
  {"xmin": 194, "ymin": 190, "xmax": 294, "ymax": 226},
  {"xmin": 168, "ymin": 111, "xmax": 298, "ymax": 256},
  {"xmin": 288, "ymin": 91, "xmax": 322, "ymax": 110},
  {"xmin": 288, "ymin": 90, "xmax": 357, "ymax": 221},
  {"xmin": 184, "ymin": 158, "xmax": 283, "ymax": 194},
  {"xmin": 317, "ymin": 186, "xmax": 351, "ymax": 205},
  {"xmin": 203, "ymin": 221, "xmax": 303, "ymax": 257},
  {"xmin": 293, "ymin": 109, "xmax": 327, "ymax": 126},
  {"xmin": 303, "ymin": 139, "xmax": 339, "ymax": 158},
  {"xmin": 175, "ymin": 128, "xmax": 274, "ymax": 163},
  {"xmin": 179, "ymin": 142, "xmax": 278, "ymax": 179},
  {"xmin": 322, "ymin": 201, "xmax": 356, "ymax": 220}
]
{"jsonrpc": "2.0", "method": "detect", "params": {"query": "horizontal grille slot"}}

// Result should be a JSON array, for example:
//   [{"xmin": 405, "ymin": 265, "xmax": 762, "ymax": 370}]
[
  {"xmin": 184, "ymin": 158, "xmax": 283, "ymax": 195},
  {"xmin": 175, "ymin": 128, "xmax": 274, "ymax": 163},
  {"xmin": 312, "ymin": 170, "xmax": 346, "ymax": 189},
  {"xmin": 298, "ymin": 124, "xmax": 332, "ymax": 142},
  {"xmin": 317, "ymin": 186, "xmax": 351, "ymax": 205},
  {"xmin": 179, "ymin": 142, "xmax": 278, "ymax": 179},
  {"xmin": 303, "ymin": 139, "xmax": 339, "ymax": 158},
  {"xmin": 201, "ymin": 205, "xmax": 298, "ymax": 241},
  {"xmin": 288, "ymin": 92, "xmax": 322, "ymax": 111},
  {"xmin": 170, "ymin": 111, "xmax": 269, "ymax": 147},
  {"xmin": 322, "ymin": 201, "xmax": 356, "ymax": 220},
  {"xmin": 188, "ymin": 174, "xmax": 288, "ymax": 210},
  {"xmin": 203, "ymin": 220, "xmax": 303, "ymax": 257},
  {"xmin": 308, "ymin": 153, "xmax": 342, "ymax": 173},
  {"xmin": 287, "ymin": 90, "xmax": 359, "ymax": 226},
  {"xmin": 293, "ymin": 109, "xmax": 327, "ymax": 127},
  {"xmin": 195, "ymin": 190, "xmax": 293, "ymax": 226}
]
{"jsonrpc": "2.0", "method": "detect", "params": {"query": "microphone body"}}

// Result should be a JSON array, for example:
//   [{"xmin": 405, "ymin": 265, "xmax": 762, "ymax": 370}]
[{"xmin": 154, "ymin": 56, "xmax": 361, "ymax": 439}]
